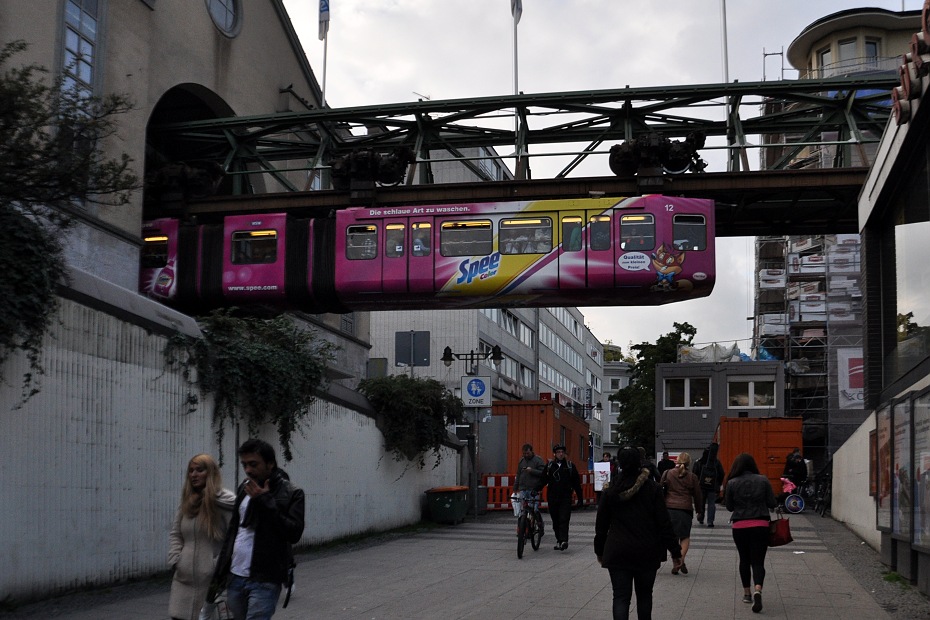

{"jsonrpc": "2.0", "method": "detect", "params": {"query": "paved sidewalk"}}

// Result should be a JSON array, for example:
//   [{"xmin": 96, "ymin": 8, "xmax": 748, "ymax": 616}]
[{"xmin": 0, "ymin": 508, "xmax": 905, "ymax": 619}]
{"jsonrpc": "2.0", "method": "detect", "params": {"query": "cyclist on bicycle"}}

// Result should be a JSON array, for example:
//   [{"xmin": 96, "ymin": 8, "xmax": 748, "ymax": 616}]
[{"xmin": 514, "ymin": 444, "xmax": 545, "ymax": 523}]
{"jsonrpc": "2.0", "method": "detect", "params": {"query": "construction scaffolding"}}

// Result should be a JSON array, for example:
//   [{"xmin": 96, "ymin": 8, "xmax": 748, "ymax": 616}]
[{"xmin": 752, "ymin": 233, "xmax": 865, "ymax": 464}]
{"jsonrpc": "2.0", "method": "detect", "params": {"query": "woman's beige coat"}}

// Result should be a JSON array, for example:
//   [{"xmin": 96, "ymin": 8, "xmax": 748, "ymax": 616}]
[{"xmin": 168, "ymin": 489, "xmax": 236, "ymax": 619}]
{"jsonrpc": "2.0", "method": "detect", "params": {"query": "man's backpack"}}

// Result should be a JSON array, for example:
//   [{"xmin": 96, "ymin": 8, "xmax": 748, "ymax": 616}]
[{"xmin": 699, "ymin": 463, "xmax": 717, "ymax": 490}]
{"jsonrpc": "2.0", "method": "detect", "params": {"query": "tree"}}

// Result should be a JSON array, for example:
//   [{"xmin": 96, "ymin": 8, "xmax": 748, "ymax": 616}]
[
  {"xmin": 0, "ymin": 40, "xmax": 138, "ymax": 401},
  {"xmin": 610, "ymin": 322, "xmax": 697, "ymax": 453},
  {"xmin": 358, "ymin": 374, "xmax": 464, "ymax": 470}
]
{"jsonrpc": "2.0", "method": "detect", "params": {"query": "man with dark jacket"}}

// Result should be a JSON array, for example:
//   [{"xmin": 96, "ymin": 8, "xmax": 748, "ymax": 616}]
[
  {"xmin": 543, "ymin": 444, "xmax": 584, "ymax": 551},
  {"xmin": 211, "ymin": 438, "xmax": 305, "ymax": 620},
  {"xmin": 693, "ymin": 443, "xmax": 725, "ymax": 527}
]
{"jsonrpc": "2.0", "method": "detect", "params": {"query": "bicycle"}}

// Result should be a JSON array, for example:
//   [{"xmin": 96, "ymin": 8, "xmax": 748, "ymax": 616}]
[
  {"xmin": 512, "ymin": 490, "xmax": 544, "ymax": 559},
  {"xmin": 813, "ymin": 472, "xmax": 832, "ymax": 517}
]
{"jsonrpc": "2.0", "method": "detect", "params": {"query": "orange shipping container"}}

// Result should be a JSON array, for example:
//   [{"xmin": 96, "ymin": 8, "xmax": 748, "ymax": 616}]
[
  {"xmin": 717, "ymin": 416, "xmax": 803, "ymax": 495},
  {"xmin": 492, "ymin": 400, "xmax": 591, "ymax": 475}
]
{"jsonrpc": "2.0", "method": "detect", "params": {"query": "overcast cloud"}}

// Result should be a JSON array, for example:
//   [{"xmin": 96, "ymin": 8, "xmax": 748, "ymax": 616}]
[{"xmin": 283, "ymin": 0, "xmax": 913, "ymax": 352}]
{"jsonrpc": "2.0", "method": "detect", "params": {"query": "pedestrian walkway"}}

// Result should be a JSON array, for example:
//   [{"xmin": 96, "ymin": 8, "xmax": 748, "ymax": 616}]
[{"xmin": 0, "ymin": 507, "xmax": 896, "ymax": 619}]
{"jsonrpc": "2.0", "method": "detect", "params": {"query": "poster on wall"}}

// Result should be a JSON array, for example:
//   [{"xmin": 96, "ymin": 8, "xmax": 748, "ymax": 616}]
[
  {"xmin": 837, "ymin": 347, "xmax": 864, "ymax": 409},
  {"xmin": 914, "ymin": 393, "xmax": 930, "ymax": 548},
  {"xmin": 593, "ymin": 462, "xmax": 611, "ymax": 492},
  {"xmin": 877, "ymin": 406, "xmax": 892, "ymax": 530},
  {"xmin": 893, "ymin": 400, "xmax": 912, "ymax": 538}
]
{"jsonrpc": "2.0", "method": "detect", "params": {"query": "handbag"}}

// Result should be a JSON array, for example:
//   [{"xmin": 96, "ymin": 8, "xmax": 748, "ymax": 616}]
[{"xmin": 768, "ymin": 512, "xmax": 793, "ymax": 547}]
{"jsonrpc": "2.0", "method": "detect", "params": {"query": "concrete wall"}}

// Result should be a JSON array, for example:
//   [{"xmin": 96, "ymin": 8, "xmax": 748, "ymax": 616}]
[
  {"xmin": 833, "ymin": 411, "xmax": 880, "ymax": 550},
  {"xmin": 0, "ymin": 271, "xmax": 458, "ymax": 602}
]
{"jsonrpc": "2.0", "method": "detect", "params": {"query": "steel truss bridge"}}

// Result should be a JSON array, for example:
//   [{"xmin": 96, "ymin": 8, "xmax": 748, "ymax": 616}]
[{"xmin": 151, "ymin": 75, "xmax": 897, "ymax": 236}]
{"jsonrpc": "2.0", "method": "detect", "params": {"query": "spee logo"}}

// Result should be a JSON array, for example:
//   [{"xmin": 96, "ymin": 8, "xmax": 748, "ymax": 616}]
[{"xmin": 456, "ymin": 253, "xmax": 501, "ymax": 284}]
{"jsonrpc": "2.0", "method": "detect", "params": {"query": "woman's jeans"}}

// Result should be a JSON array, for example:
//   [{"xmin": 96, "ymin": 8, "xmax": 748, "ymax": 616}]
[
  {"xmin": 226, "ymin": 574, "xmax": 282, "ymax": 620},
  {"xmin": 608, "ymin": 566, "xmax": 658, "ymax": 620}
]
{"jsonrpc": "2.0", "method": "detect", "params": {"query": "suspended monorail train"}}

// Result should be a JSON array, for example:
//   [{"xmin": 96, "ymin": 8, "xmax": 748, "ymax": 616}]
[{"xmin": 139, "ymin": 194, "xmax": 715, "ymax": 313}]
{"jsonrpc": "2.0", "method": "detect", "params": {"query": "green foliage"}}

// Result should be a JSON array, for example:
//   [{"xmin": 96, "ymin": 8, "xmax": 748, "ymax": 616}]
[
  {"xmin": 358, "ymin": 374, "xmax": 464, "ymax": 469},
  {"xmin": 0, "ymin": 41, "xmax": 137, "ymax": 402},
  {"xmin": 610, "ymin": 322, "xmax": 696, "ymax": 453},
  {"xmin": 165, "ymin": 309, "xmax": 337, "ymax": 462}
]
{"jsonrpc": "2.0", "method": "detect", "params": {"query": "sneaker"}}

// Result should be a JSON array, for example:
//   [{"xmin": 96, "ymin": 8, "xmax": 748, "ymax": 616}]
[
  {"xmin": 560, "ymin": 541, "xmax": 568, "ymax": 550},
  {"xmin": 707, "ymin": 523, "xmax": 715, "ymax": 528},
  {"xmin": 554, "ymin": 542, "xmax": 563, "ymax": 550},
  {"xmin": 697, "ymin": 517, "xmax": 704, "ymax": 525},
  {"xmin": 680, "ymin": 562, "xmax": 688, "ymax": 575},
  {"xmin": 742, "ymin": 594, "xmax": 753, "ymax": 604},
  {"xmin": 752, "ymin": 592, "xmax": 762, "ymax": 613}
]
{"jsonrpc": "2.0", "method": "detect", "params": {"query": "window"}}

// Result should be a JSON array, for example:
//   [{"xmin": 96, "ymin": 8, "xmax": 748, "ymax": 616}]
[
  {"xmin": 817, "ymin": 47, "xmax": 833, "ymax": 77},
  {"xmin": 672, "ymin": 214, "xmax": 706, "ymax": 251},
  {"xmin": 411, "ymin": 222, "xmax": 431, "ymax": 256},
  {"xmin": 63, "ymin": 0, "xmax": 99, "ymax": 95},
  {"xmin": 620, "ymin": 214, "xmax": 655, "ymax": 251},
  {"xmin": 562, "ymin": 217, "xmax": 583, "ymax": 252},
  {"xmin": 664, "ymin": 378, "xmax": 710, "ymax": 408},
  {"xmin": 141, "ymin": 235, "xmax": 168, "ymax": 269},
  {"xmin": 206, "ymin": 0, "xmax": 240, "ymax": 36},
  {"xmin": 727, "ymin": 380, "xmax": 776, "ymax": 407},
  {"xmin": 865, "ymin": 40, "xmax": 880, "ymax": 63},
  {"xmin": 385, "ymin": 223, "xmax": 405, "ymax": 258},
  {"xmin": 440, "ymin": 220, "xmax": 493, "ymax": 257},
  {"xmin": 609, "ymin": 423, "xmax": 622, "ymax": 444},
  {"xmin": 499, "ymin": 217, "xmax": 552, "ymax": 254},
  {"xmin": 231, "ymin": 230, "xmax": 277, "ymax": 264},
  {"xmin": 589, "ymin": 215, "xmax": 611, "ymax": 251},
  {"xmin": 346, "ymin": 225, "xmax": 377, "ymax": 260}
]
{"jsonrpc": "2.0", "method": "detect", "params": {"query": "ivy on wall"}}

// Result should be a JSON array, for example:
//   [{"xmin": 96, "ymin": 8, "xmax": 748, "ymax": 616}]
[
  {"xmin": 165, "ymin": 309, "xmax": 337, "ymax": 461},
  {"xmin": 0, "ymin": 40, "xmax": 137, "ymax": 403},
  {"xmin": 358, "ymin": 374, "xmax": 464, "ymax": 469}
]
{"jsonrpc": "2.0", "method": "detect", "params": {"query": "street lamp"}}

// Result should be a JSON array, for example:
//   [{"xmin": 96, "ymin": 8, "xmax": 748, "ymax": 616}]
[
  {"xmin": 442, "ymin": 344, "xmax": 503, "ymax": 519},
  {"xmin": 441, "ymin": 345, "xmax": 503, "ymax": 375}
]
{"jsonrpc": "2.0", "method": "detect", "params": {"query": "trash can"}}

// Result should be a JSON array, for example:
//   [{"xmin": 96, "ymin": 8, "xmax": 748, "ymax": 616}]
[{"xmin": 425, "ymin": 486, "xmax": 469, "ymax": 524}]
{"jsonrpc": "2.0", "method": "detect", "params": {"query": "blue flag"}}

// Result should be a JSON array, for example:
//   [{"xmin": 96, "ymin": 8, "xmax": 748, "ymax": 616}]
[{"xmin": 319, "ymin": 0, "xmax": 330, "ymax": 41}]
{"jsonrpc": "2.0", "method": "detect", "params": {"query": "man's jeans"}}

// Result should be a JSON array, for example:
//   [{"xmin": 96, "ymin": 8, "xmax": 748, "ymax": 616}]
[
  {"xmin": 227, "ymin": 575, "xmax": 282, "ymax": 620},
  {"xmin": 703, "ymin": 491, "xmax": 718, "ymax": 525}
]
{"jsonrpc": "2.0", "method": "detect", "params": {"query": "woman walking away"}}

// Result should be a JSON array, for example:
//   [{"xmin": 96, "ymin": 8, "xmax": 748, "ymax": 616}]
[
  {"xmin": 659, "ymin": 451, "xmax": 702, "ymax": 575},
  {"xmin": 724, "ymin": 452, "xmax": 777, "ymax": 613},
  {"xmin": 168, "ymin": 454, "xmax": 236, "ymax": 620},
  {"xmin": 594, "ymin": 448, "xmax": 683, "ymax": 620}
]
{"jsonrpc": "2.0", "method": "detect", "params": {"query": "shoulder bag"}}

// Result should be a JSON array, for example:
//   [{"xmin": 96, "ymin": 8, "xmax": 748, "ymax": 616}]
[{"xmin": 768, "ymin": 511, "xmax": 793, "ymax": 547}]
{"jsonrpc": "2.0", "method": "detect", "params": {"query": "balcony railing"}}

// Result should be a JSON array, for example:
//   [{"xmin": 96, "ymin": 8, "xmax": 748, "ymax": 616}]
[{"xmin": 799, "ymin": 56, "xmax": 900, "ymax": 80}]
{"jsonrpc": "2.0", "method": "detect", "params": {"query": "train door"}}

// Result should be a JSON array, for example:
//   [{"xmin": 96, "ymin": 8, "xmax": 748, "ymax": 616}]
[
  {"xmin": 382, "ymin": 219, "xmax": 407, "ymax": 295},
  {"xmin": 586, "ymin": 214, "xmax": 614, "ymax": 289},
  {"xmin": 340, "ymin": 222, "xmax": 381, "ymax": 298},
  {"xmin": 558, "ymin": 215, "xmax": 586, "ymax": 291},
  {"xmin": 618, "ymin": 212, "xmax": 657, "ymax": 288},
  {"xmin": 408, "ymin": 221, "xmax": 434, "ymax": 294}
]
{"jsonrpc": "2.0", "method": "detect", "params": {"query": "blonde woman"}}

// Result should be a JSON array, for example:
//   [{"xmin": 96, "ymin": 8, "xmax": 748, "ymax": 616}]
[
  {"xmin": 168, "ymin": 454, "xmax": 236, "ymax": 620},
  {"xmin": 659, "ymin": 452, "xmax": 703, "ymax": 575}
]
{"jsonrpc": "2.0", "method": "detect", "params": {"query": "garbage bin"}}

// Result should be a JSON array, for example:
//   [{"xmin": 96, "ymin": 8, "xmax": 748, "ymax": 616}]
[{"xmin": 425, "ymin": 486, "xmax": 469, "ymax": 524}]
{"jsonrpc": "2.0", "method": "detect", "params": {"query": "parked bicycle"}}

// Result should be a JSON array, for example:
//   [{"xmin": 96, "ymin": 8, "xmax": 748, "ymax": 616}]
[
  {"xmin": 512, "ymin": 490, "xmax": 544, "ymax": 559},
  {"xmin": 813, "ymin": 468, "xmax": 832, "ymax": 517}
]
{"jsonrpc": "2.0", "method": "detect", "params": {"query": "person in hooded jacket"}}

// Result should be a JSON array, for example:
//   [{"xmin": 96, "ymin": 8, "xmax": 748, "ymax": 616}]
[{"xmin": 594, "ymin": 448, "xmax": 683, "ymax": 620}]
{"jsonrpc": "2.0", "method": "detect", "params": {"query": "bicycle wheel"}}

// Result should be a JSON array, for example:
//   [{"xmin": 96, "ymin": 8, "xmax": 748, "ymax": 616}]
[
  {"xmin": 517, "ymin": 514, "xmax": 527, "ymax": 559},
  {"xmin": 530, "ymin": 514, "xmax": 543, "ymax": 551},
  {"xmin": 784, "ymin": 493, "xmax": 805, "ymax": 513}
]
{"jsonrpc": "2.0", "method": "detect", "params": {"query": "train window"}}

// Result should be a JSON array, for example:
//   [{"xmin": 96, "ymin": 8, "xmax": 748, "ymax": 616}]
[
  {"xmin": 589, "ymin": 215, "xmax": 611, "ymax": 251},
  {"xmin": 385, "ymin": 223, "xmax": 405, "ymax": 258},
  {"xmin": 620, "ymin": 214, "xmax": 655, "ymax": 251},
  {"xmin": 412, "ymin": 222, "xmax": 431, "ymax": 257},
  {"xmin": 346, "ymin": 225, "xmax": 378, "ymax": 260},
  {"xmin": 500, "ymin": 217, "xmax": 552, "ymax": 254},
  {"xmin": 562, "ymin": 217, "xmax": 583, "ymax": 252},
  {"xmin": 141, "ymin": 235, "xmax": 169, "ymax": 268},
  {"xmin": 672, "ymin": 214, "xmax": 707, "ymax": 251},
  {"xmin": 440, "ymin": 220, "xmax": 493, "ymax": 257},
  {"xmin": 231, "ymin": 230, "xmax": 277, "ymax": 264}
]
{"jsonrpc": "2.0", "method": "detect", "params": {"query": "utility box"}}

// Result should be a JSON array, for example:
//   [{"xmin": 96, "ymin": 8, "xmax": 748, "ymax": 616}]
[{"xmin": 717, "ymin": 416, "xmax": 803, "ymax": 494}]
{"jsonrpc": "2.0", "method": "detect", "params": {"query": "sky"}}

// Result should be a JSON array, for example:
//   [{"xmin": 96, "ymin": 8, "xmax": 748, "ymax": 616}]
[{"xmin": 282, "ymin": 0, "xmax": 914, "ymax": 353}]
